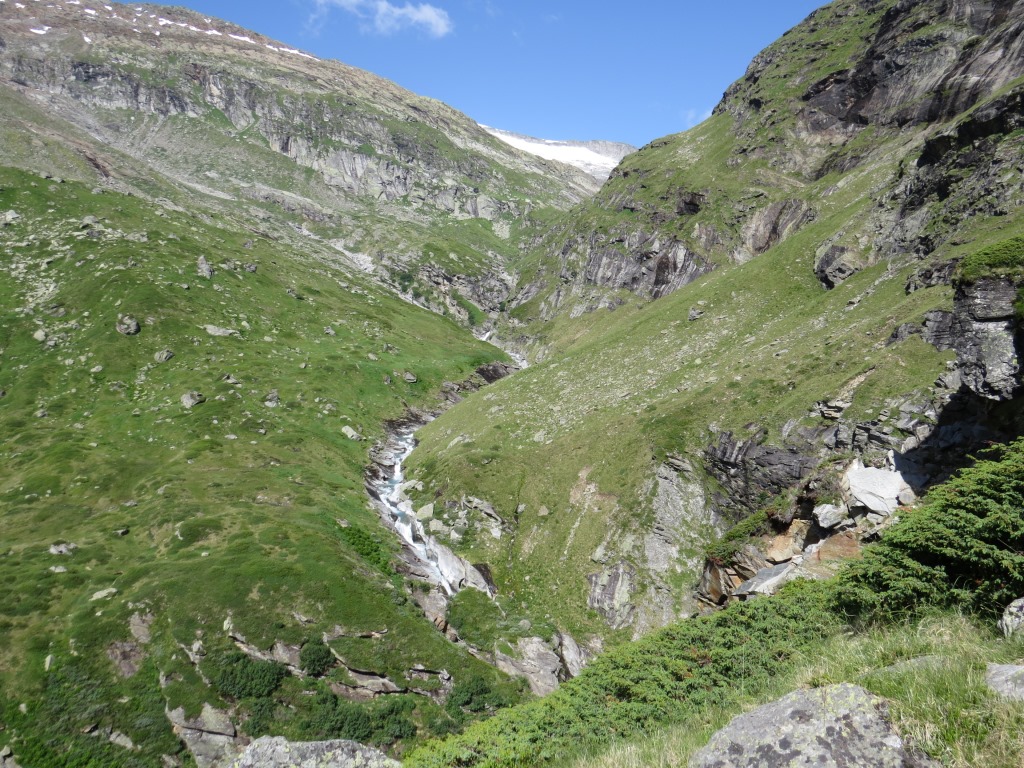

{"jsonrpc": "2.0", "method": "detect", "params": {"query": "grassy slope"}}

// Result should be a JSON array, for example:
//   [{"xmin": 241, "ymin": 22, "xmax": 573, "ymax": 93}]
[
  {"xmin": 408, "ymin": 438, "xmax": 1024, "ymax": 767},
  {"xmin": 404, "ymin": 0, "xmax": 1024, "ymax": 646},
  {"xmin": 0, "ymin": 158, "xmax": 521, "ymax": 764}
]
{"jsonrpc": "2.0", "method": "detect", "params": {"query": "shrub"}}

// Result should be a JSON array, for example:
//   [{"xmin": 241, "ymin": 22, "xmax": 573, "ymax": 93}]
[
  {"xmin": 406, "ymin": 579, "xmax": 839, "ymax": 767},
  {"xmin": 300, "ymin": 691, "xmax": 417, "ymax": 744},
  {"xmin": 447, "ymin": 675, "xmax": 492, "ymax": 714},
  {"xmin": 338, "ymin": 523, "xmax": 392, "ymax": 574},
  {"xmin": 835, "ymin": 438, "xmax": 1024, "ymax": 622},
  {"xmin": 209, "ymin": 651, "xmax": 286, "ymax": 700},
  {"xmin": 704, "ymin": 509, "xmax": 769, "ymax": 565},
  {"xmin": 300, "ymin": 640, "xmax": 335, "ymax": 677}
]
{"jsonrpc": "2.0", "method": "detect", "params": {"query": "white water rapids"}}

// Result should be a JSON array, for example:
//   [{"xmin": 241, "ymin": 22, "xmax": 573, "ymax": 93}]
[{"xmin": 368, "ymin": 425, "xmax": 492, "ymax": 597}]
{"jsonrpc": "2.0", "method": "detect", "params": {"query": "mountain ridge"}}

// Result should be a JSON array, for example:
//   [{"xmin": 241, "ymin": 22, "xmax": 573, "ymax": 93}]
[{"xmin": 1, "ymin": 0, "xmax": 1023, "ymax": 766}]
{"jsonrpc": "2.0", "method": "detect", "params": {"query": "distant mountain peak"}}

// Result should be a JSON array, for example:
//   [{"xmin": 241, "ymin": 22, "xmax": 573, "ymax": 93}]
[{"xmin": 480, "ymin": 125, "xmax": 635, "ymax": 180}]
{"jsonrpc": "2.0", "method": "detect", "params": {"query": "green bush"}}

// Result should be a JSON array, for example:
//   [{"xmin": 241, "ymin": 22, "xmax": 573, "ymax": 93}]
[
  {"xmin": 338, "ymin": 523, "xmax": 393, "ymax": 574},
  {"xmin": 208, "ymin": 651, "xmax": 287, "ymax": 700},
  {"xmin": 406, "ymin": 580, "xmax": 839, "ymax": 767},
  {"xmin": 447, "ymin": 675, "xmax": 493, "ymax": 714},
  {"xmin": 704, "ymin": 509, "xmax": 769, "ymax": 565},
  {"xmin": 299, "ymin": 640, "xmax": 335, "ymax": 677},
  {"xmin": 300, "ymin": 690, "xmax": 417, "ymax": 744},
  {"xmin": 836, "ymin": 438, "xmax": 1024, "ymax": 621}
]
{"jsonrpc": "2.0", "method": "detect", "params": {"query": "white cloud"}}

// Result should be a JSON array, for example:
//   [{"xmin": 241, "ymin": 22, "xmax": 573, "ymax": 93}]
[
  {"xmin": 311, "ymin": 0, "xmax": 453, "ymax": 37},
  {"xmin": 682, "ymin": 107, "xmax": 713, "ymax": 129}
]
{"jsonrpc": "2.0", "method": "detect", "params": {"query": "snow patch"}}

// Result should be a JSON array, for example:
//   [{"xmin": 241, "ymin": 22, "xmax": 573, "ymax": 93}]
[
  {"xmin": 30, "ymin": 25, "xmax": 50, "ymax": 34},
  {"xmin": 480, "ymin": 125, "xmax": 633, "ymax": 180}
]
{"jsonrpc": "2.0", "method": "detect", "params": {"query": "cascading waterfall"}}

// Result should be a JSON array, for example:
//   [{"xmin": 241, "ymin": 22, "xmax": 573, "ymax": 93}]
[{"xmin": 368, "ymin": 423, "xmax": 492, "ymax": 597}]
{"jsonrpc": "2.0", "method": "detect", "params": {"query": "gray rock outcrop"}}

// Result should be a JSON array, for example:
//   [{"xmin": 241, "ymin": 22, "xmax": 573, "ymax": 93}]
[
  {"xmin": 705, "ymin": 431, "xmax": 817, "ymax": 519},
  {"xmin": 815, "ymin": 245, "xmax": 863, "ymax": 288},
  {"xmin": 986, "ymin": 664, "xmax": 1024, "ymax": 702},
  {"xmin": 690, "ymin": 684, "xmax": 938, "ymax": 767},
  {"xmin": 998, "ymin": 597, "xmax": 1024, "ymax": 638},
  {"xmin": 494, "ymin": 636, "xmax": 563, "ymax": 696},
  {"xmin": 231, "ymin": 736, "xmax": 399, "ymax": 768},
  {"xmin": 116, "ymin": 315, "xmax": 140, "ymax": 335},
  {"xmin": 953, "ymin": 277, "xmax": 1021, "ymax": 400},
  {"xmin": 734, "ymin": 199, "xmax": 814, "ymax": 264},
  {"xmin": 587, "ymin": 562, "xmax": 636, "ymax": 629},
  {"xmin": 167, "ymin": 704, "xmax": 243, "ymax": 768}
]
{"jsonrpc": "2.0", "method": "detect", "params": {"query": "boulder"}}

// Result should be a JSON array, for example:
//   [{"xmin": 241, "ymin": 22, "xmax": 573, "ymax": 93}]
[
  {"xmin": 154, "ymin": 349, "xmax": 175, "ymax": 364},
  {"xmin": 690, "ymin": 684, "xmax": 938, "ymax": 767},
  {"xmin": 341, "ymin": 426, "xmax": 363, "ymax": 441},
  {"xmin": 116, "ymin": 315, "xmax": 141, "ymax": 335},
  {"xmin": 197, "ymin": 255, "xmax": 214, "ymax": 279},
  {"xmin": 231, "ymin": 736, "xmax": 399, "ymax": 768},
  {"xmin": 698, "ymin": 561, "xmax": 740, "ymax": 605},
  {"xmin": 167, "ymin": 704, "xmax": 241, "ymax": 768},
  {"xmin": 181, "ymin": 391, "xmax": 206, "ymax": 409},
  {"xmin": 807, "ymin": 530, "xmax": 862, "ymax": 563},
  {"xmin": 732, "ymin": 562, "xmax": 795, "ymax": 598},
  {"xmin": 845, "ymin": 460, "xmax": 914, "ymax": 516},
  {"xmin": 764, "ymin": 521, "xmax": 811, "ymax": 564},
  {"xmin": 90, "ymin": 587, "xmax": 118, "ymax": 601},
  {"xmin": 813, "ymin": 503, "xmax": 849, "ymax": 529},
  {"xmin": 998, "ymin": 597, "xmax": 1024, "ymax": 638},
  {"xmin": 494, "ymin": 636, "xmax": 563, "ymax": 696},
  {"xmin": 986, "ymin": 664, "xmax": 1024, "ymax": 702},
  {"xmin": 0, "ymin": 745, "xmax": 23, "ymax": 768},
  {"xmin": 403, "ymin": 371, "xmax": 418, "ymax": 383},
  {"xmin": 203, "ymin": 325, "xmax": 238, "ymax": 337}
]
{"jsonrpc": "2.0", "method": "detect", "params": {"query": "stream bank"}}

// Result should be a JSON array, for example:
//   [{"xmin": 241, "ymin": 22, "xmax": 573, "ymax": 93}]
[{"xmin": 363, "ymin": 361, "xmax": 591, "ymax": 694}]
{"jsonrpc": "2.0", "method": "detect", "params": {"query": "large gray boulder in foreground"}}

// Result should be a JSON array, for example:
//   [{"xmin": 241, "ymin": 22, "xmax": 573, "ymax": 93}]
[
  {"xmin": 231, "ymin": 736, "xmax": 399, "ymax": 767},
  {"xmin": 690, "ymin": 683, "xmax": 937, "ymax": 767}
]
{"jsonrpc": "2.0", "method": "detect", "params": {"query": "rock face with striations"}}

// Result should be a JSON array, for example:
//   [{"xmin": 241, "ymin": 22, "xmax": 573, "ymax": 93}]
[
  {"xmin": 952, "ymin": 277, "xmax": 1022, "ymax": 400},
  {"xmin": 690, "ymin": 684, "xmax": 938, "ymax": 767}
]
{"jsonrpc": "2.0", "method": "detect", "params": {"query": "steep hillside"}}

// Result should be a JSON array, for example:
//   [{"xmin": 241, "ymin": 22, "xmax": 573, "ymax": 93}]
[
  {"xmin": 2, "ymin": 0, "xmax": 1024, "ymax": 765},
  {"xmin": 405, "ymin": 0, "xmax": 1024, "ymax": 652},
  {"xmin": 0, "ymin": 3, "xmax": 608, "ymax": 766},
  {"xmin": 0, "ymin": 1, "xmax": 599, "ymax": 331}
]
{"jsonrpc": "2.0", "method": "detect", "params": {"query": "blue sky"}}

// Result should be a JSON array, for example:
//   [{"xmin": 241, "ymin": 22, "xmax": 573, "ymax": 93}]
[{"xmin": 171, "ymin": 1, "xmax": 828, "ymax": 147}]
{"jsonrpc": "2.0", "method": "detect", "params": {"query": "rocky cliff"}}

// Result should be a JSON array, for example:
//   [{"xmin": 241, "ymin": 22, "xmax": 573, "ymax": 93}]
[
  {"xmin": 405, "ymin": 0, "xmax": 1024, "ymax": 652},
  {"xmin": 0, "ymin": 1, "xmax": 601, "ymax": 332},
  {"xmin": 503, "ymin": 0, "xmax": 1024, "ymax": 324}
]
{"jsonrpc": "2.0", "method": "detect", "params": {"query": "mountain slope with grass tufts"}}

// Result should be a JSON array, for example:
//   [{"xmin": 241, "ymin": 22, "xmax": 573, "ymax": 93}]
[
  {"xmin": 2, "ymin": 0, "xmax": 1024, "ymax": 766},
  {"xmin": 404, "ymin": 0, "xmax": 1024, "ymax": 655},
  {"xmin": 0, "ymin": 2, "xmax": 611, "ymax": 765}
]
